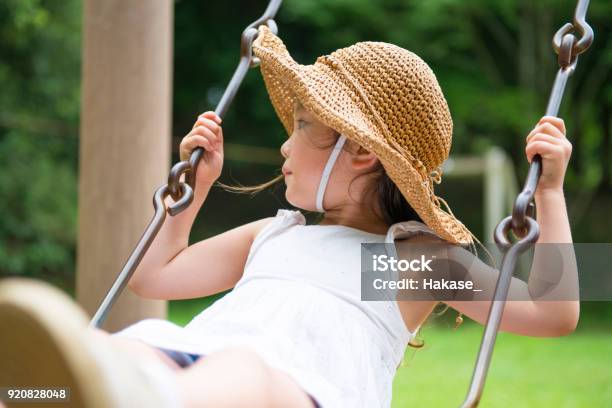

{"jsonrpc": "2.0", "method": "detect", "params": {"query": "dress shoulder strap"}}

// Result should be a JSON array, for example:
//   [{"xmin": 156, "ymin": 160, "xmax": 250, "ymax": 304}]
[
  {"xmin": 383, "ymin": 220, "xmax": 445, "ymax": 264},
  {"xmin": 384, "ymin": 220, "xmax": 442, "ymax": 244},
  {"xmin": 244, "ymin": 209, "xmax": 305, "ymax": 270}
]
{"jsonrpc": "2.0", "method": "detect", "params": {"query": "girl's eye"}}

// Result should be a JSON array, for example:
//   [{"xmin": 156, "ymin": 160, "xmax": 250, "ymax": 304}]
[{"xmin": 297, "ymin": 119, "xmax": 308, "ymax": 129}]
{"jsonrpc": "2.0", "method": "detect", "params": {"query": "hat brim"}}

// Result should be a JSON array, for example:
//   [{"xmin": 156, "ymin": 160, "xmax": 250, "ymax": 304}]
[{"xmin": 253, "ymin": 25, "xmax": 475, "ymax": 245}]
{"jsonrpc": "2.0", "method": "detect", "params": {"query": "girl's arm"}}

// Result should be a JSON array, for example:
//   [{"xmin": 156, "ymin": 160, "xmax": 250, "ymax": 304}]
[
  {"xmin": 443, "ymin": 116, "xmax": 579, "ymax": 337},
  {"xmin": 395, "ymin": 235, "xmax": 564, "ymax": 337},
  {"xmin": 128, "ymin": 111, "xmax": 275, "ymax": 300},
  {"xmin": 128, "ymin": 174, "xmax": 274, "ymax": 300},
  {"xmin": 524, "ymin": 188, "xmax": 579, "ymax": 330},
  {"xmin": 127, "ymin": 174, "xmax": 212, "ymax": 294}
]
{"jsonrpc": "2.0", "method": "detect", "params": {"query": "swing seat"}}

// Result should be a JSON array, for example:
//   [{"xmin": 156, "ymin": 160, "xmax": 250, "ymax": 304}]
[{"xmin": 0, "ymin": 277, "xmax": 178, "ymax": 408}]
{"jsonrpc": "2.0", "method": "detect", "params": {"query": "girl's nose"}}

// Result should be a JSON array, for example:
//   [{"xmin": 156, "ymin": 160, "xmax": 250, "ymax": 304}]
[{"xmin": 280, "ymin": 138, "xmax": 291, "ymax": 158}]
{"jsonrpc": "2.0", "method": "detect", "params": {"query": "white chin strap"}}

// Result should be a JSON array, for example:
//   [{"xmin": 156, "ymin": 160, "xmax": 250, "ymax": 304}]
[{"xmin": 315, "ymin": 134, "xmax": 347, "ymax": 213}]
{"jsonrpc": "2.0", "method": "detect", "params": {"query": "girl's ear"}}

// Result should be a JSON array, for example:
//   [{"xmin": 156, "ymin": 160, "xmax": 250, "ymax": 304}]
[{"xmin": 350, "ymin": 146, "xmax": 379, "ymax": 171}]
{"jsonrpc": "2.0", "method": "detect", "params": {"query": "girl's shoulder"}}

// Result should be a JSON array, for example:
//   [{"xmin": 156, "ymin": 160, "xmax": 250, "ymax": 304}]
[
  {"xmin": 386, "ymin": 219, "xmax": 444, "ymax": 243},
  {"xmin": 389, "ymin": 220, "xmax": 455, "ymax": 263},
  {"xmin": 250, "ymin": 208, "xmax": 306, "ymax": 243},
  {"xmin": 391, "ymin": 220, "xmax": 485, "ymax": 266}
]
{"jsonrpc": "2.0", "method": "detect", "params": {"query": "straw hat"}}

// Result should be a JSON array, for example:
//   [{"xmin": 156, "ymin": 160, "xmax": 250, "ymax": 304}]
[{"xmin": 252, "ymin": 25, "xmax": 478, "ymax": 247}]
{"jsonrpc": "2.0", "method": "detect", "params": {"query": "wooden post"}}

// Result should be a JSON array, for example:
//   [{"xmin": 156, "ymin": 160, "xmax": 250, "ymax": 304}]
[
  {"xmin": 484, "ymin": 147, "xmax": 507, "ymax": 243},
  {"xmin": 76, "ymin": 0, "xmax": 173, "ymax": 332}
]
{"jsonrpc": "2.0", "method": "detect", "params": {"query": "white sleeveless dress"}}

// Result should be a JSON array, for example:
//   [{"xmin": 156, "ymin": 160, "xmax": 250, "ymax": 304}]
[{"xmin": 112, "ymin": 209, "xmax": 441, "ymax": 408}]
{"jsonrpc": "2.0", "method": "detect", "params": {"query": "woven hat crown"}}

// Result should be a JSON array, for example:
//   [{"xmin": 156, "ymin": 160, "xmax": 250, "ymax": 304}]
[{"xmin": 314, "ymin": 41, "xmax": 453, "ymax": 178}]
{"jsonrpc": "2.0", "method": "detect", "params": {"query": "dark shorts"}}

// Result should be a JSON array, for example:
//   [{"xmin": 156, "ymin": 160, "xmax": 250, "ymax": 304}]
[
  {"xmin": 156, "ymin": 347, "xmax": 322, "ymax": 407},
  {"xmin": 156, "ymin": 347, "xmax": 202, "ymax": 368}
]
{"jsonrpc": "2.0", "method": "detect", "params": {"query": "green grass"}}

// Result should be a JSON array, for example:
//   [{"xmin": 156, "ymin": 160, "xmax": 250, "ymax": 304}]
[
  {"xmin": 169, "ymin": 298, "xmax": 612, "ymax": 407},
  {"xmin": 392, "ymin": 321, "xmax": 612, "ymax": 407},
  {"xmin": 168, "ymin": 295, "xmax": 225, "ymax": 326}
]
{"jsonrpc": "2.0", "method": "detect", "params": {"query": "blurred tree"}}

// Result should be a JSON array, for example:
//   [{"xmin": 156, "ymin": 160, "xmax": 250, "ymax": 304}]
[{"xmin": 0, "ymin": 0, "xmax": 81, "ymax": 292}]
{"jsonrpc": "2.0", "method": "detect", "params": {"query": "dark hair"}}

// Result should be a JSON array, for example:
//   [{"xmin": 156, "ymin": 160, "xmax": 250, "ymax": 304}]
[{"xmin": 377, "ymin": 162, "xmax": 424, "ymax": 226}]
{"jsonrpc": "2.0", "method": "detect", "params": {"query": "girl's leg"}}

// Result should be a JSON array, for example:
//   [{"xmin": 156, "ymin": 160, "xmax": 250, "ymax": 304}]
[
  {"xmin": 91, "ymin": 329, "xmax": 316, "ymax": 407},
  {"xmin": 89, "ymin": 328, "xmax": 182, "ymax": 372},
  {"xmin": 177, "ymin": 347, "xmax": 317, "ymax": 408}
]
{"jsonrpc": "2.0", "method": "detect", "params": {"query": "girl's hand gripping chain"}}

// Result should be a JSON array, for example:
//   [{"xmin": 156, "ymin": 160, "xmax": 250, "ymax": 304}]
[
  {"xmin": 525, "ymin": 116, "xmax": 572, "ymax": 193},
  {"xmin": 180, "ymin": 111, "xmax": 224, "ymax": 187}
]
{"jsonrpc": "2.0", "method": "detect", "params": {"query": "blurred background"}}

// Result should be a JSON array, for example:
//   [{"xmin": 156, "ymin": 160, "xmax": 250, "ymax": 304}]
[{"xmin": 0, "ymin": 0, "xmax": 610, "ymax": 406}]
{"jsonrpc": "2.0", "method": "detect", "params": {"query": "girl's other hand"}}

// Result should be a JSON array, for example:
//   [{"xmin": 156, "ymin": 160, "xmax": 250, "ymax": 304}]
[
  {"xmin": 180, "ymin": 111, "xmax": 224, "ymax": 186},
  {"xmin": 525, "ymin": 115, "xmax": 572, "ymax": 193}
]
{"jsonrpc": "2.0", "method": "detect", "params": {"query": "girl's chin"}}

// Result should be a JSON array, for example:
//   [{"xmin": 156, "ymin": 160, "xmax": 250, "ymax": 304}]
[{"xmin": 285, "ymin": 192, "xmax": 305, "ymax": 210}]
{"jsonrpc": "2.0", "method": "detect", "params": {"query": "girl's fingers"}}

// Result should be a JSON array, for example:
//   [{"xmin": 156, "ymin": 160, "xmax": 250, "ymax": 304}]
[
  {"xmin": 528, "ymin": 132, "xmax": 572, "ymax": 154},
  {"xmin": 525, "ymin": 141, "xmax": 562, "ymax": 163},
  {"xmin": 525, "ymin": 137, "xmax": 572, "ymax": 162},
  {"xmin": 526, "ymin": 122, "xmax": 564, "ymax": 142},
  {"xmin": 537, "ymin": 115, "xmax": 566, "ymax": 135},
  {"xmin": 192, "ymin": 135, "xmax": 214, "ymax": 150},
  {"xmin": 182, "ymin": 130, "xmax": 219, "ymax": 152},
  {"xmin": 180, "ymin": 135, "xmax": 215, "ymax": 161},
  {"xmin": 526, "ymin": 132, "xmax": 564, "ymax": 147},
  {"xmin": 182, "ymin": 111, "xmax": 224, "ymax": 161},
  {"xmin": 191, "ymin": 126, "xmax": 219, "ymax": 146},
  {"xmin": 193, "ymin": 117, "xmax": 220, "ymax": 134},
  {"xmin": 196, "ymin": 111, "xmax": 222, "ymax": 126},
  {"xmin": 216, "ymin": 123, "xmax": 223, "ymax": 143}
]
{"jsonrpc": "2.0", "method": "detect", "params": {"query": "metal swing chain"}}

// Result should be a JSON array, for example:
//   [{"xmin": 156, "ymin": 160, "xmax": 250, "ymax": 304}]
[
  {"xmin": 89, "ymin": 0, "xmax": 284, "ymax": 329},
  {"xmin": 460, "ymin": 1, "xmax": 593, "ymax": 407}
]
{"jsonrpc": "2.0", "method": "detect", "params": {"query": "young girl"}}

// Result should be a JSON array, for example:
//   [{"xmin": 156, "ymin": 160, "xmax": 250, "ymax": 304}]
[{"xmin": 0, "ymin": 25, "xmax": 578, "ymax": 408}]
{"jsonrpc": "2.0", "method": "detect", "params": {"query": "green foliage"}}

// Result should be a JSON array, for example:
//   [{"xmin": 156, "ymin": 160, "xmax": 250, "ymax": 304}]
[
  {"xmin": 0, "ymin": 130, "xmax": 76, "ymax": 274},
  {"xmin": 0, "ymin": 0, "xmax": 81, "ymax": 289}
]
